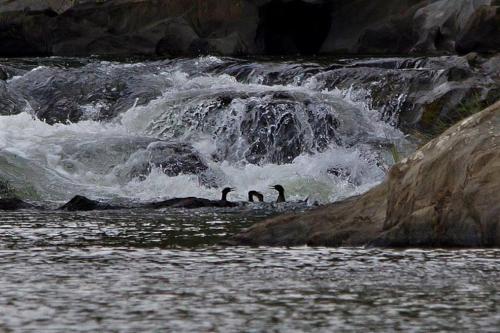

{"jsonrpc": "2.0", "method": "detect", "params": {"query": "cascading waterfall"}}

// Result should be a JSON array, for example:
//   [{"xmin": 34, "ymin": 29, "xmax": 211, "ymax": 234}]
[{"xmin": 0, "ymin": 56, "xmax": 410, "ymax": 204}]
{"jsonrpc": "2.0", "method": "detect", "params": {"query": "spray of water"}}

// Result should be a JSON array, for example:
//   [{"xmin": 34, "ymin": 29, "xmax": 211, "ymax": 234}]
[{"xmin": 0, "ymin": 57, "xmax": 409, "ymax": 203}]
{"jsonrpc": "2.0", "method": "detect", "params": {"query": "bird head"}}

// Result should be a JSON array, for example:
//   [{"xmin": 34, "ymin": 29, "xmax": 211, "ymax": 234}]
[
  {"xmin": 270, "ymin": 185, "xmax": 284, "ymax": 193},
  {"xmin": 222, "ymin": 187, "xmax": 235, "ymax": 194}
]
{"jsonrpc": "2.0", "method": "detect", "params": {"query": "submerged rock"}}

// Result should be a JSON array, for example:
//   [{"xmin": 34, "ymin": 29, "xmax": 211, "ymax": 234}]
[
  {"xmin": 59, "ymin": 195, "xmax": 123, "ymax": 211},
  {"xmin": 0, "ymin": 198, "xmax": 34, "ymax": 211},
  {"xmin": 58, "ymin": 137, "xmax": 213, "ymax": 185},
  {"xmin": 118, "ymin": 141, "xmax": 209, "ymax": 180},
  {"xmin": 232, "ymin": 101, "xmax": 500, "ymax": 248}
]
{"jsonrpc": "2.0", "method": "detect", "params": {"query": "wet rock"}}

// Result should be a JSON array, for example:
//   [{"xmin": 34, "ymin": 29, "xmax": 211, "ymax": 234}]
[
  {"xmin": 0, "ymin": 197, "xmax": 34, "ymax": 211},
  {"xmin": 313, "ymin": 55, "xmax": 500, "ymax": 132},
  {"xmin": 0, "ymin": 67, "xmax": 8, "ymax": 81},
  {"xmin": 232, "ymin": 101, "xmax": 500, "ymax": 247},
  {"xmin": 59, "ymin": 195, "xmax": 122, "ymax": 211},
  {"xmin": 116, "ymin": 141, "xmax": 209, "ymax": 181},
  {"xmin": 0, "ymin": 81, "xmax": 25, "ymax": 116},
  {"xmin": 7, "ymin": 62, "xmax": 167, "ymax": 124},
  {"xmin": 155, "ymin": 90, "xmax": 343, "ymax": 164},
  {"xmin": 58, "ymin": 136, "xmax": 212, "ymax": 186}
]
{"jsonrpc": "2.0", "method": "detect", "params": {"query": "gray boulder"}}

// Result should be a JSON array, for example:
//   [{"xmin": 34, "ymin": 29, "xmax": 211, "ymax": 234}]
[{"xmin": 115, "ymin": 141, "xmax": 209, "ymax": 181}]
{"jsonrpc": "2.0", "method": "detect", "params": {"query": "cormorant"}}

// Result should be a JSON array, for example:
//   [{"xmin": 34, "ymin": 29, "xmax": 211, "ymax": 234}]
[
  {"xmin": 59, "ymin": 187, "xmax": 239, "ymax": 211},
  {"xmin": 147, "ymin": 187, "xmax": 238, "ymax": 209},
  {"xmin": 270, "ymin": 184, "xmax": 286, "ymax": 203},
  {"xmin": 221, "ymin": 187, "xmax": 235, "ymax": 201},
  {"xmin": 248, "ymin": 190, "xmax": 264, "ymax": 202}
]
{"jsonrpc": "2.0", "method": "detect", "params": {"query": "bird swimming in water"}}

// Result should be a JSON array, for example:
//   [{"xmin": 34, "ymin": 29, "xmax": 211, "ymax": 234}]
[
  {"xmin": 248, "ymin": 190, "xmax": 264, "ymax": 202},
  {"xmin": 221, "ymin": 187, "xmax": 235, "ymax": 201},
  {"xmin": 61, "ymin": 187, "xmax": 239, "ymax": 211},
  {"xmin": 270, "ymin": 184, "xmax": 286, "ymax": 203},
  {"xmin": 147, "ymin": 187, "xmax": 238, "ymax": 209}
]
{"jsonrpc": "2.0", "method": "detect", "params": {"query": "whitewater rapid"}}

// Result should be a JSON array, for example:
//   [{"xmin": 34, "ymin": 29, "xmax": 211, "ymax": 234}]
[{"xmin": 0, "ymin": 56, "xmax": 409, "ymax": 204}]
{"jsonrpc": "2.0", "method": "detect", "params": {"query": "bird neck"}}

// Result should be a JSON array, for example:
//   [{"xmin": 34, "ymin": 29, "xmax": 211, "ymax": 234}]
[
  {"xmin": 222, "ymin": 192, "xmax": 228, "ymax": 201},
  {"xmin": 277, "ymin": 191, "xmax": 285, "ymax": 203}
]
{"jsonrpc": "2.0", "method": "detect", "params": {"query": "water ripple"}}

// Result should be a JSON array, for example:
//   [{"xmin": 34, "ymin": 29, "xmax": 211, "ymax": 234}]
[{"xmin": 0, "ymin": 210, "xmax": 499, "ymax": 332}]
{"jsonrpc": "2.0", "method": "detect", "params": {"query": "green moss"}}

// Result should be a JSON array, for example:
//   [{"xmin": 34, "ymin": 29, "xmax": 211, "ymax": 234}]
[
  {"xmin": 414, "ymin": 94, "xmax": 487, "ymax": 144},
  {"xmin": 390, "ymin": 144, "xmax": 402, "ymax": 164},
  {"xmin": 0, "ymin": 179, "xmax": 15, "ymax": 198}
]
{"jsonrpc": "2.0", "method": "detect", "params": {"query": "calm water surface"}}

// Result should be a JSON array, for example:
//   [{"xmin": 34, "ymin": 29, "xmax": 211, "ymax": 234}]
[{"xmin": 0, "ymin": 209, "xmax": 499, "ymax": 332}]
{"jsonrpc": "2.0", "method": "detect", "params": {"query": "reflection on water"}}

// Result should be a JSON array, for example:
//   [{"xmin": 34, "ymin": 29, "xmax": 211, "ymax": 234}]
[{"xmin": 0, "ymin": 210, "xmax": 499, "ymax": 332}]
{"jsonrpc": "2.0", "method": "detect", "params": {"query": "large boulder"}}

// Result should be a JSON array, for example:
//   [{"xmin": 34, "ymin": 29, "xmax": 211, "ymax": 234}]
[
  {"xmin": 320, "ymin": 0, "xmax": 498, "ymax": 55},
  {"xmin": 304, "ymin": 55, "xmax": 500, "ymax": 132},
  {"xmin": 58, "ymin": 137, "xmax": 210, "ymax": 183},
  {"xmin": 0, "ymin": 0, "xmax": 499, "ymax": 57},
  {"xmin": 0, "ymin": 0, "xmax": 258, "ymax": 57},
  {"xmin": 114, "ymin": 141, "xmax": 210, "ymax": 181},
  {"xmin": 6, "ymin": 60, "xmax": 167, "ymax": 124},
  {"xmin": 232, "ymin": 100, "xmax": 500, "ymax": 247},
  {"xmin": 0, "ymin": 81, "xmax": 25, "ymax": 116},
  {"xmin": 456, "ymin": 4, "xmax": 500, "ymax": 54}
]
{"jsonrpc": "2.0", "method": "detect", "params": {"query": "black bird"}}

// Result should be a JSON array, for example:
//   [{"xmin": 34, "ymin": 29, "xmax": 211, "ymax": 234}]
[
  {"xmin": 270, "ymin": 184, "xmax": 286, "ymax": 203},
  {"xmin": 60, "ymin": 188, "xmax": 238, "ymax": 211},
  {"xmin": 147, "ymin": 187, "xmax": 238, "ymax": 209},
  {"xmin": 248, "ymin": 190, "xmax": 264, "ymax": 202},
  {"xmin": 221, "ymin": 187, "xmax": 235, "ymax": 201}
]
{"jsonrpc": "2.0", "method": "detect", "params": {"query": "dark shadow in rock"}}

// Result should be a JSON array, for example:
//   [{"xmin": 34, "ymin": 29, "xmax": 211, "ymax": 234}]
[{"xmin": 256, "ymin": 0, "xmax": 332, "ymax": 55}]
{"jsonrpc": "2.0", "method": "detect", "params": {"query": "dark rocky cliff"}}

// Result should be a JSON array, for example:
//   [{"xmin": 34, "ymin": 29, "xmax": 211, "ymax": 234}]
[{"xmin": 0, "ymin": 0, "xmax": 498, "ymax": 57}]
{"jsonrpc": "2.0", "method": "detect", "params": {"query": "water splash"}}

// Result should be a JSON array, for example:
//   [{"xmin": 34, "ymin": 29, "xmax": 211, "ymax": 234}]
[{"xmin": 0, "ymin": 57, "xmax": 410, "ymax": 203}]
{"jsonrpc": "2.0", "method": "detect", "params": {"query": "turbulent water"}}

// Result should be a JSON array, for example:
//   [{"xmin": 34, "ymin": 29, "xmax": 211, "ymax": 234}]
[
  {"xmin": 0, "ymin": 56, "xmax": 410, "ymax": 204},
  {"xmin": 2, "ymin": 56, "xmax": 498, "ymax": 332}
]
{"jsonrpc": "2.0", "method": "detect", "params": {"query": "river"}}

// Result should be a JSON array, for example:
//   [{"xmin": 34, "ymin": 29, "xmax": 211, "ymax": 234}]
[{"xmin": 0, "ymin": 56, "xmax": 498, "ymax": 332}]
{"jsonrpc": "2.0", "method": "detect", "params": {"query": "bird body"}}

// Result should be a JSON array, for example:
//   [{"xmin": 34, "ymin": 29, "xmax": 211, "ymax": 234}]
[
  {"xmin": 270, "ymin": 185, "xmax": 286, "ymax": 203},
  {"xmin": 60, "ymin": 187, "xmax": 239, "ymax": 211},
  {"xmin": 248, "ymin": 191, "xmax": 264, "ymax": 202},
  {"xmin": 146, "ymin": 187, "xmax": 237, "ymax": 209}
]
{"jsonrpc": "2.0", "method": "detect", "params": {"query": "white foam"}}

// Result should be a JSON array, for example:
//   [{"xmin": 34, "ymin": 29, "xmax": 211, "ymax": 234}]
[{"xmin": 0, "ymin": 60, "xmax": 406, "ymax": 203}]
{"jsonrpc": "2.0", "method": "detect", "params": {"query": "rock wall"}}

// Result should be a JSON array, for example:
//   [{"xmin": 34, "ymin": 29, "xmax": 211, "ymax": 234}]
[
  {"xmin": 232, "ymin": 100, "xmax": 500, "ymax": 247},
  {"xmin": 0, "ymin": 0, "xmax": 498, "ymax": 57}
]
